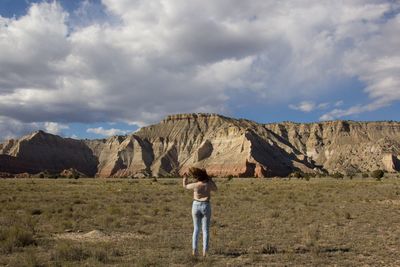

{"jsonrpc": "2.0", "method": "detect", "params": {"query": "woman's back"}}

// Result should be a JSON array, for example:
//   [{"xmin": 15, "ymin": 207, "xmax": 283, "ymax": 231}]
[{"xmin": 191, "ymin": 181, "xmax": 217, "ymax": 201}]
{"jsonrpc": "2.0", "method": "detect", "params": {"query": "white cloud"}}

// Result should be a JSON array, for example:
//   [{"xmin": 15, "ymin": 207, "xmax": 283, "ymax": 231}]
[
  {"xmin": 320, "ymin": 101, "xmax": 390, "ymax": 121},
  {"xmin": 289, "ymin": 101, "xmax": 329, "ymax": 112},
  {"xmin": 0, "ymin": 116, "xmax": 38, "ymax": 141},
  {"xmin": 70, "ymin": 134, "xmax": 79, "ymax": 139},
  {"xmin": 44, "ymin": 122, "xmax": 69, "ymax": 135},
  {"xmin": 0, "ymin": 117, "xmax": 69, "ymax": 141},
  {"xmin": 87, "ymin": 127, "xmax": 130, "ymax": 137},
  {"xmin": 321, "ymin": 12, "xmax": 400, "ymax": 120},
  {"xmin": 334, "ymin": 100, "xmax": 344, "ymax": 107},
  {"xmin": 0, "ymin": 1, "xmax": 399, "ymax": 138}
]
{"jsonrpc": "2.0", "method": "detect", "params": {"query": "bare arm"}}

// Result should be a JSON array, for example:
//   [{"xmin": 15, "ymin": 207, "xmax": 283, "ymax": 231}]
[{"xmin": 183, "ymin": 177, "xmax": 196, "ymax": 189}]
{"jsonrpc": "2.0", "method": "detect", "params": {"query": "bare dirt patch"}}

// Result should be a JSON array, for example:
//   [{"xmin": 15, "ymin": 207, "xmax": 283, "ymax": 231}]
[{"xmin": 54, "ymin": 230, "xmax": 147, "ymax": 242}]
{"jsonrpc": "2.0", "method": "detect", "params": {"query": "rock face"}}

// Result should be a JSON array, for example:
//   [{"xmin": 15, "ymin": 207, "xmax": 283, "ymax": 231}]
[
  {"xmin": 265, "ymin": 120, "xmax": 400, "ymax": 174},
  {"xmin": 382, "ymin": 153, "xmax": 400, "ymax": 173},
  {"xmin": 0, "ymin": 131, "xmax": 98, "ymax": 176},
  {"xmin": 1, "ymin": 114, "xmax": 400, "ymax": 177}
]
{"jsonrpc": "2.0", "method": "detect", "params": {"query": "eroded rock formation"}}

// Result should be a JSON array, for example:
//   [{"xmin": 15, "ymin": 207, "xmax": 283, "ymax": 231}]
[
  {"xmin": 0, "ymin": 130, "xmax": 98, "ymax": 176},
  {"xmin": 1, "ymin": 114, "xmax": 400, "ymax": 177}
]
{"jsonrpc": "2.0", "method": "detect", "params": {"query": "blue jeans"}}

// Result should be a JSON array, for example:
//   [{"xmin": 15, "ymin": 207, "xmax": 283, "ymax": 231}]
[{"xmin": 192, "ymin": 201, "xmax": 211, "ymax": 254}]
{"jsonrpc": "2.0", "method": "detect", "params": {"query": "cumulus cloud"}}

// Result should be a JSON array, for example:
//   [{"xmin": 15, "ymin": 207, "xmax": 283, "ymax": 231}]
[
  {"xmin": 0, "ymin": 1, "xmax": 399, "ymax": 138},
  {"xmin": 87, "ymin": 127, "xmax": 130, "ymax": 137},
  {"xmin": 320, "ymin": 10, "xmax": 400, "ymax": 120},
  {"xmin": 0, "ymin": 116, "xmax": 68, "ymax": 141},
  {"xmin": 0, "ymin": 3, "xmax": 69, "ymax": 93},
  {"xmin": 0, "ymin": 116, "xmax": 38, "ymax": 141}
]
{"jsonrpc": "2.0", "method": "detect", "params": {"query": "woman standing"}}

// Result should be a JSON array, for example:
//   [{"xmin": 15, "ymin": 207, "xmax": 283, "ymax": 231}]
[{"xmin": 183, "ymin": 167, "xmax": 218, "ymax": 257}]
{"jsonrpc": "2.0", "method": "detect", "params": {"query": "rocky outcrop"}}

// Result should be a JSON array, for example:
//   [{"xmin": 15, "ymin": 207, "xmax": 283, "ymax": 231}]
[
  {"xmin": 1, "ymin": 114, "xmax": 400, "ymax": 177},
  {"xmin": 0, "ymin": 130, "xmax": 98, "ymax": 176},
  {"xmin": 382, "ymin": 153, "xmax": 400, "ymax": 173},
  {"xmin": 264, "ymin": 121, "xmax": 400, "ymax": 174},
  {"xmin": 85, "ymin": 135, "xmax": 153, "ymax": 177}
]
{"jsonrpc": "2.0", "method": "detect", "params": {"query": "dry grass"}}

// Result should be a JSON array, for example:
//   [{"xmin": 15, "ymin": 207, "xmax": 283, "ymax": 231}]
[{"xmin": 0, "ymin": 176, "xmax": 400, "ymax": 266}]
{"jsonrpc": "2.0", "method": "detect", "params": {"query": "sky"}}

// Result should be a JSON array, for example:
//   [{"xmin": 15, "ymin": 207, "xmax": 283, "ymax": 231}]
[{"xmin": 0, "ymin": 0, "xmax": 399, "ymax": 140}]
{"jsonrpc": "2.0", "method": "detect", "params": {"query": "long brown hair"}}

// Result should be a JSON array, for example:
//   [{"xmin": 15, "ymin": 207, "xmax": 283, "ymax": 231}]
[{"xmin": 189, "ymin": 167, "xmax": 210, "ymax": 182}]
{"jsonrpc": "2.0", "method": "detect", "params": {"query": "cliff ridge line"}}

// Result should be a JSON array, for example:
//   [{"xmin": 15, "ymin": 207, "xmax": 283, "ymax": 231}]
[{"xmin": 1, "ymin": 114, "xmax": 399, "ymax": 177}]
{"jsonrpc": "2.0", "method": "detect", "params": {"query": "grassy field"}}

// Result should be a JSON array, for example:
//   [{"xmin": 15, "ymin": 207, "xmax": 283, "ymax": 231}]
[{"xmin": 1, "ymin": 177, "xmax": 400, "ymax": 266}]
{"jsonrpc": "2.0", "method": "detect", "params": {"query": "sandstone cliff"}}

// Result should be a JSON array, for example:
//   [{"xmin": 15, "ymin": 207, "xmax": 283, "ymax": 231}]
[
  {"xmin": 0, "ymin": 114, "xmax": 399, "ymax": 177},
  {"xmin": 0, "ymin": 130, "xmax": 97, "ymax": 176},
  {"xmin": 265, "ymin": 120, "xmax": 400, "ymax": 174}
]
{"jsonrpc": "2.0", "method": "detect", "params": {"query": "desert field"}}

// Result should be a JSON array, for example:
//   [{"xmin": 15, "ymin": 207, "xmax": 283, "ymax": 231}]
[{"xmin": 1, "ymin": 177, "xmax": 400, "ymax": 266}]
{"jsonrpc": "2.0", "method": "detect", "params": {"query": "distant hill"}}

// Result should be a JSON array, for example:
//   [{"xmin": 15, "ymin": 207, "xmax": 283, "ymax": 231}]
[{"xmin": 1, "ymin": 113, "xmax": 399, "ymax": 177}]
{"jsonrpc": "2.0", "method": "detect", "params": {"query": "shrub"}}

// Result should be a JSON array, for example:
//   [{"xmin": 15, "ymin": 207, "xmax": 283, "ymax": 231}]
[
  {"xmin": 291, "ymin": 171, "xmax": 304, "ymax": 179},
  {"xmin": 31, "ymin": 209, "xmax": 42, "ymax": 216},
  {"xmin": 48, "ymin": 173, "xmax": 59, "ymax": 179},
  {"xmin": 362, "ymin": 173, "xmax": 369, "ymax": 178},
  {"xmin": 261, "ymin": 244, "xmax": 278, "ymax": 254},
  {"xmin": 331, "ymin": 172, "xmax": 344, "ymax": 179},
  {"xmin": 0, "ymin": 226, "xmax": 36, "ymax": 253},
  {"xmin": 371, "ymin": 170, "xmax": 384, "ymax": 179},
  {"xmin": 270, "ymin": 210, "xmax": 280, "ymax": 218},
  {"xmin": 11, "ymin": 228, "xmax": 36, "ymax": 248}
]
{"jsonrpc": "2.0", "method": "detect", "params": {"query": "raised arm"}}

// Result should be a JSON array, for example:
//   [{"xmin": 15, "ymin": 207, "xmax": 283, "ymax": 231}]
[{"xmin": 183, "ymin": 177, "xmax": 196, "ymax": 189}]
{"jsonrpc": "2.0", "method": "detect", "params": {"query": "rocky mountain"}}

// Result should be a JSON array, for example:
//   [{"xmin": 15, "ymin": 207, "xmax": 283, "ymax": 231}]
[
  {"xmin": 0, "ymin": 130, "xmax": 97, "ymax": 176},
  {"xmin": 1, "ymin": 113, "xmax": 399, "ymax": 177}
]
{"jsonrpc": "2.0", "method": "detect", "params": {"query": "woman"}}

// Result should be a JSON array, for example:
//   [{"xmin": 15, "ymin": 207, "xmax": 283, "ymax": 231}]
[{"xmin": 183, "ymin": 167, "xmax": 218, "ymax": 257}]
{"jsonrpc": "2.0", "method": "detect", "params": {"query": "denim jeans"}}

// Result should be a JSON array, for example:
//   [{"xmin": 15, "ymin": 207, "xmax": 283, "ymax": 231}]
[{"xmin": 192, "ymin": 200, "xmax": 211, "ymax": 254}]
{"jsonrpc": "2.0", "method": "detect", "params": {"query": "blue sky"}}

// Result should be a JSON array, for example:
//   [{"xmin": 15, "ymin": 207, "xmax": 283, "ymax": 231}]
[
  {"xmin": 0, "ymin": 0, "xmax": 399, "ymax": 140},
  {"xmin": 0, "ymin": 0, "xmax": 86, "ymax": 18}
]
